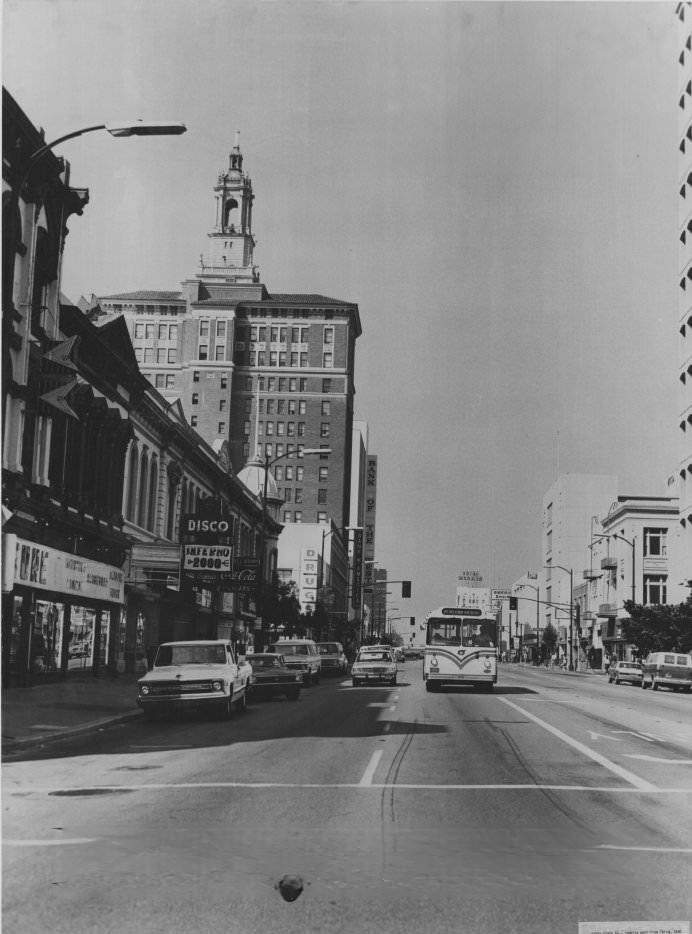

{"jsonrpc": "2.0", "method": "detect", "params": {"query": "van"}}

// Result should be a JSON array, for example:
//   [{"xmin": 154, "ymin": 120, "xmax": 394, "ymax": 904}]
[
  {"xmin": 641, "ymin": 651, "xmax": 692, "ymax": 693},
  {"xmin": 267, "ymin": 638, "xmax": 321, "ymax": 685}
]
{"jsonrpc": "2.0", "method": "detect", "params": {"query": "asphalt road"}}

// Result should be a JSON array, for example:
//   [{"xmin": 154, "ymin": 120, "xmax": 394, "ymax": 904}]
[{"xmin": 3, "ymin": 662, "xmax": 691, "ymax": 934}]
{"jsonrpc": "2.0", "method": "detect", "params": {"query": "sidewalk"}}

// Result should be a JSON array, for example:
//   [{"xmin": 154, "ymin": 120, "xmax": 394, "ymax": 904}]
[{"xmin": 1, "ymin": 673, "xmax": 142, "ymax": 753}]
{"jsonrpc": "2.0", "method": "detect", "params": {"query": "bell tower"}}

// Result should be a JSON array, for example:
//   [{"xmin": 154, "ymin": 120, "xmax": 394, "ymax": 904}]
[{"xmin": 199, "ymin": 132, "xmax": 259, "ymax": 283}]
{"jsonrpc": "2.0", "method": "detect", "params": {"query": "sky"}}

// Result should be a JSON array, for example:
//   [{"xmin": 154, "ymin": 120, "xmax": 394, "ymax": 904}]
[{"xmin": 3, "ymin": 0, "xmax": 681, "ymax": 628}]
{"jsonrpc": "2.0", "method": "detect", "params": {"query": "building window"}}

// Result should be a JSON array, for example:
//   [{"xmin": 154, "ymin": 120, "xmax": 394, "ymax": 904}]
[
  {"xmin": 296, "ymin": 466, "xmax": 304, "ymax": 481},
  {"xmin": 134, "ymin": 348, "xmax": 144, "ymax": 363},
  {"xmin": 143, "ymin": 348, "xmax": 153, "ymax": 363},
  {"xmin": 322, "ymin": 378, "xmax": 332, "ymax": 393},
  {"xmin": 277, "ymin": 422, "xmax": 285, "ymax": 436},
  {"xmin": 192, "ymin": 393, "xmax": 199, "ymax": 405},
  {"xmin": 217, "ymin": 321, "xmax": 226, "ymax": 337},
  {"xmin": 243, "ymin": 421, "xmax": 251, "ymax": 435},
  {"xmin": 215, "ymin": 346, "xmax": 225, "ymax": 361},
  {"xmin": 146, "ymin": 323, "xmax": 155, "ymax": 339},
  {"xmin": 290, "ymin": 352, "xmax": 299, "ymax": 367},
  {"xmin": 168, "ymin": 349, "xmax": 177, "ymax": 363},
  {"xmin": 284, "ymin": 511, "xmax": 293, "ymax": 523},
  {"xmin": 300, "ymin": 353, "xmax": 308, "ymax": 367},
  {"xmin": 297, "ymin": 422, "xmax": 306, "ymax": 436},
  {"xmin": 320, "ymin": 423, "xmax": 330, "ymax": 437},
  {"xmin": 317, "ymin": 511, "xmax": 328, "ymax": 523},
  {"xmin": 157, "ymin": 348, "xmax": 166, "ymax": 363},
  {"xmin": 268, "ymin": 377, "xmax": 276, "ymax": 391},
  {"xmin": 193, "ymin": 371, "xmax": 200, "ymax": 383},
  {"xmin": 279, "ymin": 378, "xmax": 287, "ymax": 392},
  {"xmin": 295, "ymin": 489, "xmax": 303, "ymax": 504},
  {"xmin": 159, "ymin": 324, "xmax": 167, "ymax": 339},
  {"xmin": 265, "ymin": 443, "xmax": 273, "ymax": 458},
  {"xmin": 643, "ymin": 528, "xmax": 668, "ymax": 557},
  {"xmin": 166, "ymin": 375, "xmax": 175, "ymax": 388},
  {"xmin": 291, "ymin": 327, "xmax": 299, "ymax": 343},
  {"xmin": 298, "ymin": 400, "xmax": 306, "ymax": 415},
  {"xmin": 318, "ymin": 489, "xmax": 327, "ymax": 504},
  {"xmin": 200, "ymin": 321, "xmax": 210, "ymax": 337},
  {"xmin": 294, "ymin": 511, "xmax": 302, "ymax": 523},
  {"xmin": 135, "ymin": 323, "xmax": 144, "ymax": 339},
  {"xmin": 301, "ymin": 327, "xmax": 309, "ymax": 342},
  {"xmin": 266, "ymin": 422, "xmax": 274, "ymax": 436},
  {"xmin": 267, "ymin": 399, "xmax": 275, "ymax": 415},
  {"xmin": 259, "ymin": 326, "xmax": 267, "ymax": 342},
  {"xmin": 279, "ymin": 352, "xmax": 287, "ymax": 366},
  {"xmin": 300, "ymin": 378, "xmax": 308, "ymax": 391},
  {"xmin": 289, "ymin": 378, "xmax": 297, "ymax": 392},
  {"xmin": 246, "ymin": 377, "xmax": 254, "ymax": 391},
  {"xmin": 284, "ymin": 488, "xmax": 292, "ymax": 502},
  {"xmin": 155, "ymin": 374, "xmax": 165, "ymax": 388},
  {"xmin": 277, "ymin": 400, "xmax": 285, "ymax": 415},
  {"xmin": 271, "ymin": 326, "xmax": 279, "ymax": 342},
  {"xmin": 276, "ymin": 444, "xmax": 285, "ymax": 458},
  {"xmin": 321, "ymin": 401, "xmax": 331, "ymax": 416},
  {"xmin": 280, "ymin": 327, "xmax": 287, "ymax": 343},
  {"xmin": 191, "ymin": 416, "xmax": 198, "ymax": 427},
  {"xmin": 319, "ymin": 466, "xmax": 328, "ymax": 481},
  {"xmin": 199, "ymin": 344, "xmax": 208, "ymax": 360},
  {"xmin": 643, "ymin": 575, "xmax": 667, "ymax": 605},
  {"xmin": 219, "ymin": 399, "xmax": 227, "ymax": 411},
  {"xmin": 270, "ymin": 352, "xmax": 278, "ymax": 366},
  {"xmin": 218, "ymin": 422, "xmax": 226, "ymax": 434},
  {"xmin": 287, "ymin": 422, "xmax": 295, "ymax": 436},
  {"xmin": 285, "ymin": 466, "xmax": 294, "ymax": 481},
  {"xmin": 222, "ymin": 375, "xmax": 229, "ymax": 389},
  {"xmin": 324, "ymin": 327, "xmax": 333, "ymax": 344},
  {"xmin": 275, "ymin": 466, "xmax": 283, "ymax": 481},
  {"xmin": 288, "ymin": 400, "xmax": 297, "ymax": 415},
  {"xmin": 242, "ymin": 442, "xmax": 250, "ymax": 461},
  {"xmin": 169, "ymin": 324, "xmax": 178, "ymax": 340},
  {"xmin": 323, "ymin": 352, "xmax": 333, "ymax": 368}
]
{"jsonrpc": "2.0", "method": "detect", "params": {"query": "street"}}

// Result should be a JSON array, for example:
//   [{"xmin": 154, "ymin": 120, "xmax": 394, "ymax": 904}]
[{"xmin": 3, "ymin": 661, "xmax": 692, "ymax": 934}]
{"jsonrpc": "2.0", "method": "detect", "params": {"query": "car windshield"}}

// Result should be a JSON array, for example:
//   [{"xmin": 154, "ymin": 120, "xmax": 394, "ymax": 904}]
[
  {"xmin": 250, "ymin": 656, "xmax": 282, "ymax": 669},
  {"xmin": 426, "ymin": 618, "xmax": 496, "ymax": 647},
  {"xmin": 318, "ymin": 644, "xmax": 340, "ymax": 654},
  {"xmin": 270, "ymin": 644, "xmax": 309, "ymax": 656},
  {"xmin": 621, "ymin": 661, "xmax": 641, "ymax": 669},
  {"xmin": 358, "ymin": 651, "xmax": 392, "ymax": 662},
  {"xmin": 155, "ymin": 644, "xmax": 226, "ymax": 666}
]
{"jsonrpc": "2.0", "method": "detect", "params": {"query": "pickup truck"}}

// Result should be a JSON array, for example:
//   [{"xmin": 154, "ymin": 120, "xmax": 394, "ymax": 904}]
[{"xmin": 137, "ymin": 640, "xmax": 253, "ymax": 720}]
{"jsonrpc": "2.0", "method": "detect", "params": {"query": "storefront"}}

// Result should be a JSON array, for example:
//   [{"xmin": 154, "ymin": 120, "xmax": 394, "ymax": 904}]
[{"xmin": 2, "ymin": 534, "xmax": 125, "ymax": 685}]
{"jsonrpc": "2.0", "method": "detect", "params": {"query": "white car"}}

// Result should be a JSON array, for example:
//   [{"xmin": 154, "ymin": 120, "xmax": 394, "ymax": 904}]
[
  {"xmin": 351, "ymin": 647, "xmax": 397, "ymax": 686},
  {"xmin": 608, "ymin": 660, "xmax": 642, "ymax": 686}
]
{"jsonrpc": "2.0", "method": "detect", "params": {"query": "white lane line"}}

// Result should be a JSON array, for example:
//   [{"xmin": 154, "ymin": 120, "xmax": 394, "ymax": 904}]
[
  {"xmin": 3, "ymin": 838, "xmax": 97, "ymax": 847},
  {"xmin": 595, "ymin": 844, "xmax": 692, "ymax": 853},
  {"xmin": 359, "ymin": 750, "xmax": 383, "ymax": 786},
  {"xmin": 367, "ymin": 703, "xmax": 393, "ymax": 708},
  {"xmin": 13, "ymin": 782, "xmax": 692, "ymax": 793},
  {"xmin": 499, "ymin": 698, "xmax": 658, "ymax": 792}
]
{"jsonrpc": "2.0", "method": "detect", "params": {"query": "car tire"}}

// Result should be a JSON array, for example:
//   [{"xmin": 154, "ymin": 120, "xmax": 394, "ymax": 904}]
[
  {"xmin": 425, "ymin": 680, "xmax": 436, "ymax": 692},
  {"xmin": 652, "ymin": 679, "xmax": 659, "ymax": 691},
  {"xmin": 614, "ymin": 676, "xmax": 620, "ymax": 685},
  {"xmin": 222, "ymin": 697, "xmax": 233, "ymax": 720},
  {"xmin": 352, "ymin": 678, "xmax": 359, "ymax": 687},
  {"xmin": 236, "ymin": 689, "xmax": 248, "ymax": 712},
  {"xmin": 286, "ymin": 688, "xmax": 300, "ymax": 701}
]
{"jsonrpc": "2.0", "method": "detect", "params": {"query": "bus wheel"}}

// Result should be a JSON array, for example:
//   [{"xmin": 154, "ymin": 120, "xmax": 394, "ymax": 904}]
[{"xmin": 426, "ymin": 680, "xmax": 436, "ymax": 693}]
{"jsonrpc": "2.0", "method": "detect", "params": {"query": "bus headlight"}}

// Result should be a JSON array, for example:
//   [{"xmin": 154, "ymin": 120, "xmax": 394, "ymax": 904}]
[
  {"xmin": 430, "ymin": 656, "xmax": 439, "ymax": 670},
  {"xmin": 482, "ymin": 658, "xmax": 492, "ymax": 672}
]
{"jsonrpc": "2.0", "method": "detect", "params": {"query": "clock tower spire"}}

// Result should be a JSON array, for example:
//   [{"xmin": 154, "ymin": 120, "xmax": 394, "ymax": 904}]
[{"xmin": 199, "ymin": 132, "xmax": 259, "ymax": 283}]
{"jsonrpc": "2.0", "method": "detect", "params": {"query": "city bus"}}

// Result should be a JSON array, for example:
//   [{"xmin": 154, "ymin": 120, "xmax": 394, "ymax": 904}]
[{"xmin": 423, "ymin": 606, "xmax": 499, "ymax": 692}]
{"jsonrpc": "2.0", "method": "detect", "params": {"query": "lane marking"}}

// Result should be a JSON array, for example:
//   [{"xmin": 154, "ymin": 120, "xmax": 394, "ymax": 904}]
[
  {"xmin": 3, "ymin": 838, "xmax": 97, "ymax": 847},
  {"xmin": 612, "ymin": 731, "xmax": 655, "ymax": 743},
  {"xmin": 595, "ymin": 844, "xmax": 692, "ymax": 853},
  {"xmin": 588, "ymin": 731, "xmax": 620, "ymax": 742},
  {"xmin": 359, "ymin": 750, "xmax": 383, "ymax": 786},
  {"xmin": 9, "ymin": 782, "xmax": 692, "ymax": 794},
  {"xmin": 499, "ymin": 698, "xmax": 657, "ymax": 791},
  {"xmin": 367, "ymin": 703, "xmax": 393, "ymax": 709}
]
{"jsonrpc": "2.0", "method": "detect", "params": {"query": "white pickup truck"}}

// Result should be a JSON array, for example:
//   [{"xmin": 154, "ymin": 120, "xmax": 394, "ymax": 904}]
[{"xmin": 137, "ymin": 640, "xmax": 253, "ymax": 720}]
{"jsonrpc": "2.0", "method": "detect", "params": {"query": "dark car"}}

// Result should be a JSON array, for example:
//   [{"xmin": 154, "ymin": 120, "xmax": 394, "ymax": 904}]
[
  {"xmin": 316, "ymin": 641, "xmax": 348, "ymax": 676},
  {"xmin": 248, "ymin": 653, "xmax": 303, "ymax": 701}
]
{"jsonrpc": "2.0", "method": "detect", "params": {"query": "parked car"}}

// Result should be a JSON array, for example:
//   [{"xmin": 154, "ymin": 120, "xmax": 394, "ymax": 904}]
[
  {"xmin": 608, "ymin": 659, "xmax": 642, "ymax": 685},
  {"xmin": 403, "ymin": 646, "xmax": 424, "ymax": 660},
  {"xmin": 393, "ymin": 647, "xmax": 405, "ymax": 662},
  {"xmin": 351, "ymin": 646, "xmax": 398, "ymax": 686},
  {"xmin": 137, "ymin": 640, "xmax": 253, "ymax": 719},
  {"xmin": 316, "ymin": 641, "xmax": 348, "ymax": 675},
  {"xmin": 248, "ymin": 653, "xmax": 302, "ymax": 700},
  {"xmin": 267, "ymin": 639, "xmax": 321, "ymax": 685},
  {"xmin": 641, "ymin": 652, "xmax": 692, "ymax": 692}
]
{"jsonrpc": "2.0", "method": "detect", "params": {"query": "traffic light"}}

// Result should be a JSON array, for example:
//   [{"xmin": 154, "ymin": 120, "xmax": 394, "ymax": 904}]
[
  {"xmin": 410, "ymin": 616, "xmax": 416, "ymax": 626},
  {"xmin": 401, "ymin": 581, "xmax": 411, "ymax": 598},
  {"xmin": 509, "ymin": 596, "xmax": 518, "ymax": 610},
  {"xmin": 575, "ymin": 604, "xmax": 581, "ymax": 626}
]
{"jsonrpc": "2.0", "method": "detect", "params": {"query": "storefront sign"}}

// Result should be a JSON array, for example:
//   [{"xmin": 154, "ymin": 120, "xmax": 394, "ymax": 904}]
[
  {"xmin": 182, "ymin": 544, "xmax": 233, "ymax": 573},
  {"xmin": 9, "ymin": 536, "xmax": 125, "ymax": 604}
]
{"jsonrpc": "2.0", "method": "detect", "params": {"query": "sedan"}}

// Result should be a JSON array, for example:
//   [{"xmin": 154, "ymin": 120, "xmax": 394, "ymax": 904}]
[
  {"xmin": 351, "ymin": 648, "xmax": 398, "ymax": 686},
  {"xmin": 248, "ymin": 653, "xmax": 303, "ymax": 701},
  {"xmin": 608, "ymin": 659, "xmax": 643, "ymax": 686}
]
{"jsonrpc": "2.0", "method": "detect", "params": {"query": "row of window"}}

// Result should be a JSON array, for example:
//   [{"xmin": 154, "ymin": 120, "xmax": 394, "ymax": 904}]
[
  {"xmin": 193, "ymin": 371, "xmax": 228, "ymax": 388},
  {"xmin": 240, "ymin": 442, "xmax": 329, "ymax": 462},
  {"xmin": 107, "ymin": 304, "xmax": 182, "ymax": 316},
  {"xmin": 135, "ymin": 347, "xmax": 177, "ymax": 364},
  {"xmin": 237, "ymin": 325, "xmax": 334, "ymax": 344},
  {"xmin": 245, "ymin": 421, "xmax": 307, "ymax": 437},
  {"xmin": 134, "ymin": 323, "xmax": 179, "ymax": 340},
  {"xmin": 192, "ymin": 395, "xmax": 227, "ymax": 410},
  {"xmin": 282, "ymin": 511, "xmax": 329, "ymax": 524},
  {"xmin": 198, "ymin": 344, "xmax": 226, "ymax": 361},
  {"xmin": 190, "ymin": 417, "xmax": 226, "ymax": 433},
  {"xmin": 243, "ymin": 376, "xmax": 336, "ymax": 394},
  {"xmin": 236, "ymin": 350, "xmax": 335, "ymax": 368}
]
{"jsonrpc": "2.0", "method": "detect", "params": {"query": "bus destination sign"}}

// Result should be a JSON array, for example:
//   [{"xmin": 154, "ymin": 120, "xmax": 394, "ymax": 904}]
[{"xmin": 441, "ymin": 607, "xmax": 483, "ymax": 616}]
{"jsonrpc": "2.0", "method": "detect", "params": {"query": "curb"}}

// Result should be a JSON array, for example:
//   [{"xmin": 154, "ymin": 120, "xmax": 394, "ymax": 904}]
[{"xmin": 2, "ymin": 709, "xmax": 142, "ymax": 755}]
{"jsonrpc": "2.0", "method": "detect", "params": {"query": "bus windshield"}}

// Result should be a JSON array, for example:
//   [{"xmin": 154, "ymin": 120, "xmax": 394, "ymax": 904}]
[{"xmin": 427, "ymin": 618, "xmax": 496, "ymax": 648}]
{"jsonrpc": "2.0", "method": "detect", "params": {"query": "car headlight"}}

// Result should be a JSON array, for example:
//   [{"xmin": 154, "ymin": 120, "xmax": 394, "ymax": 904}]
[
  {"xmin": 140, "ymin": 685, "xmax": 150, "ymax": 695},
  {"xmin": 212, "ymin": 680, "xmax": 223, "ymax": 691}
]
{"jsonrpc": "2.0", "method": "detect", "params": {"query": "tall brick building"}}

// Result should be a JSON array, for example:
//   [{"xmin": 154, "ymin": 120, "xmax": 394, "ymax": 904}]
[{"xmin": 96, "ymin": 140, "xmax": 361, "ymax": 533}]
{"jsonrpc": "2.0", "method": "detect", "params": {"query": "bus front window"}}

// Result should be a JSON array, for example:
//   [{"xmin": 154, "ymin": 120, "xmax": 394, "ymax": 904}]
[{"xmin": 427, "ymin": 620, "xmax": 461, "ymax": 646}]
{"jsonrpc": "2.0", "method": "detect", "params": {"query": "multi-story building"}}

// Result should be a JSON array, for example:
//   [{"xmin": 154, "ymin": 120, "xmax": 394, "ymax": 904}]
[
  {"xmin": 675, "ymin": 2, "xmax": 692, "ymax": 593},
  {"xmin": 586, "ymin": 495, "xmax": 679, "ymax": 663},
  {"xmin": 96, "ymin": 139, "xmax": 361, "ymax": 538}
]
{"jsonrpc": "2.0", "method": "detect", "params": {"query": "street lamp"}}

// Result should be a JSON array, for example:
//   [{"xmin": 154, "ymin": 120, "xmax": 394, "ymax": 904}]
[
  {"xmin": 593, "ymin": 533, "xmax": 636, "ymax": 603},
  {"xmin": 254, "ymin": 447, "xmax": 329, "ymax": 649},
  {"xmin": 15, "ymin": 120, "xmax": 187, "ymax": 199},
  {"xmin": 545, "ymin": 564, "xmax": 574, "ymax": 670}
]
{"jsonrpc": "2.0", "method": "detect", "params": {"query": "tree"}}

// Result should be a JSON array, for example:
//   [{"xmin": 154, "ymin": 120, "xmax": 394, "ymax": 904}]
[
  {"xmin": 263, "ymin": 579, "xmax": 301, "ymax": 640},
  {"xmin": 621, "ymin": 598, "xmax": 692, "ymax": 656},
  {"xmin": 541, "ymin": 621, "xmax": 558, "ymax": 658}
]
